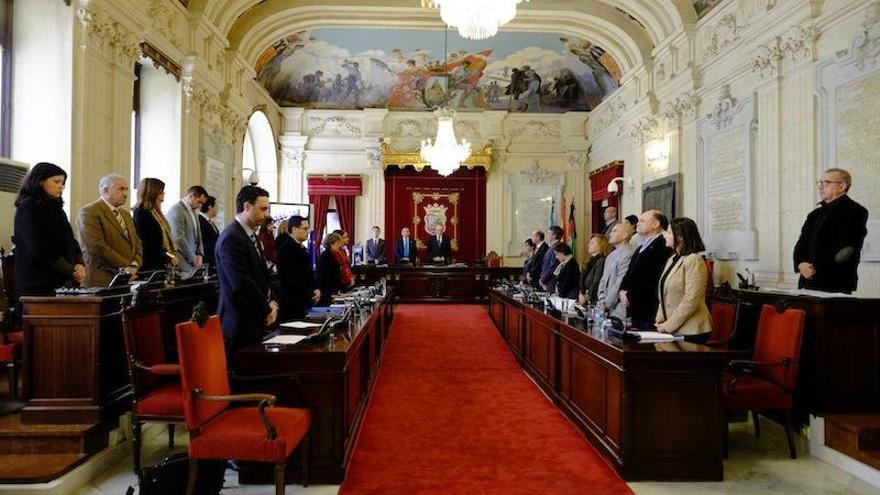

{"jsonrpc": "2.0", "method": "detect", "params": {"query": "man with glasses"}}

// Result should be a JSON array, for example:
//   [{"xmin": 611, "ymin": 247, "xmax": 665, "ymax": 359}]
[
  {"xmin": 793, "ymin": 168, "xmax": 868, "ymax": 294},
  {"xmin": 277, "ymin": 215, "xmax": 321, "ymax": 320}
]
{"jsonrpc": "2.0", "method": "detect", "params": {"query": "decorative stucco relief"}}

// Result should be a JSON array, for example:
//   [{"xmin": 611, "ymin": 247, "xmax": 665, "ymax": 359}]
[
  {"xmin": 308, "ymin": 116, "xmax": 362, "ymax": 137},
  {"xmin": 76, "ymin": 5, "xmax": 140, "ymax": 68},
  {"xmin": 752, "ymin": 24, "xmax": 820, "ymax": 80},
  {"xmin": 706, "ymin": 85, "xmax": 738, "ymax": 130},
  {"xmin": 663, "ymin": 92, "xmax": 701, "ymax": 127}
]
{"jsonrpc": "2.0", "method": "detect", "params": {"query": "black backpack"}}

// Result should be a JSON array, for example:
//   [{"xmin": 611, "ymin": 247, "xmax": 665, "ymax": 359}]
[{"xmin": 132, "ymin": 453, "xmax": 226, "ymax": 495}]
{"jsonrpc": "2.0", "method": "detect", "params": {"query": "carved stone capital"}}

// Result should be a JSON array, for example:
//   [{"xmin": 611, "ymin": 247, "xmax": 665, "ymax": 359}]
[
  {"xmin": 281, "ymin": 148, "xmax": 305, "ymax": 169},
  {"xmin": 77, "ymin": 4, "xmax": 141, "ymax": 68},
  {"xmin": 752, "ymin": 24, "xmax": 820, "ymax": 80},
  {"xmin": 566, "ymin": 151, "xmax": 588, "ymax": 171},
  {"xmin": 147, "ymin": 0, "xmax": 182, "ymax": 50},
  {"xmin": 630, "ymin": 116, "xmax": 661, "ymax": 144},
  {"xmin": 663, "ymin": 92, "xmax": 701, "ymax": 127}
]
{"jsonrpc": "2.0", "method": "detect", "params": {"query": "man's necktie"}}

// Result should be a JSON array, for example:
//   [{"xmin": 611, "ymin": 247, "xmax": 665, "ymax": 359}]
[
  {"xmin": 404, "ymin": 239, "xmax": 409, "ymax": 258},
  {"xmin": 252, "ymin": 233, "xmax": 265, "ymax": 260},
  {"xmin": 112, "ymin": 209, "xmax": 130, "ymax": 240}
]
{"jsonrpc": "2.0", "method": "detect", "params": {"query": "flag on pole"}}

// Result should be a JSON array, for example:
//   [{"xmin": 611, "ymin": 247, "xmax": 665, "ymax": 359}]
[
  {"xmin": 559, "ymin": 195, "xmax": 567, "ymax": 242},
  {"xmin": 568, "ymin": 197, "xmax": 577, "ymax": 258},
  {"xmin": 549, "ymin": 198, "xmax": 555, "ymax": 227}
]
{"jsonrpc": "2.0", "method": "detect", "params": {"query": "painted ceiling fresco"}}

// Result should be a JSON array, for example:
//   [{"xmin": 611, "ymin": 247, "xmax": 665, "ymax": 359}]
[{"xmin": 255, "ymin": 28, "xmax": 622, "ymax": 113}]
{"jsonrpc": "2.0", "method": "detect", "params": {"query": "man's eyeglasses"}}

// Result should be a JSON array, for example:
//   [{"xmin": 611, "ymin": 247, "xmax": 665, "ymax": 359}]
[{"xmin": 816, "ymin": 180, "xmax": 843, "ymax": 187}]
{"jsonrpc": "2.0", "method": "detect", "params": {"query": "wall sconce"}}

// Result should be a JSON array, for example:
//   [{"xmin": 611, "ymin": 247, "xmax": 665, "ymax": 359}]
[
  {"xmin": 645, "ymin": 138, "xmax": 669, "ymax": 171},
  {"xmin": 242, "ymin": 167, "xmax": 259, "ymax": 185},
  {"xmin": 607, "ymin": 177, "xmax": 634, "ymax": 197}
]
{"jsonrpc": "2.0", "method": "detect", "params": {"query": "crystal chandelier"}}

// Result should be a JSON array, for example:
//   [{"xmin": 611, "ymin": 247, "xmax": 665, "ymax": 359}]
[
  {"xmin": 425, "ymin": 0, "xmax": 529, "ymax": 40},
  {"xmin": 420, "ymin": 107, "xmax": 471, "ymax": 176}
]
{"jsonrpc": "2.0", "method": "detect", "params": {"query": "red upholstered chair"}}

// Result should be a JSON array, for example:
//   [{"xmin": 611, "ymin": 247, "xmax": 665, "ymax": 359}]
[
  {"xmin": 122, "ymin": 308, "xmax": 184, "ymax": 474},
  {"xmin": 0, "ymin": 335, "xmax": 20, "ymax": 399},
  {"xmin": 707, "ymin": 300, "xmax": 737, "ymax": 347},
  {"xmin": 0, "ymin": 249, "xmax": 22, "ymax": 346},
  {"xmin": 176, "ymin": 311, "xmax": 310, "ymax": 495},
  {"xmin": 723, "ymin": 304, "xmax": 806, "ymax": 459}
]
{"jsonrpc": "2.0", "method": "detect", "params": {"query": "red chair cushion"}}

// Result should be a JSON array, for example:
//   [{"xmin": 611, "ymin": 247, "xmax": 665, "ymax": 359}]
[
  {"xmin": 148, "ymin": 364, "xmax": 180, "ymax": 375},
  {"xmin": 753, "ymin": 305, "xmax": 805, "ymax": 389},
  {"xmin": 131, "ymin": 313, "xmax": 168, "ymax": 390},
  {"xmin": 189, "ymin": 407, "xmax": 311, "ymax": 463},
  {"xmin": 133, "ymin": 382, "xmax": 184, "ymax": 417},
  {"xmin": 0, "ymin": 343, "xmax": 20, "ymax": 362},
  {"xmin": 723, "ymin": 372, "xmax": 793, "ymax": 410},
  {"xmin": 708, "ymin": 302, "xmax": 735, "ymax": 345},
  {"xmin": 7, "ymin": 331, "xmax": 23, "ymax": 345}
]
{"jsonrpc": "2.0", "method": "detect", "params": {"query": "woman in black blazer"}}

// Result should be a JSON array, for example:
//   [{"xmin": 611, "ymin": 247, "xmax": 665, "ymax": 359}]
[
  {"xmin": 521, "ymin": 238, "xmax": 536, "ymax": 283},
  {"xmin": 132, "ymin": 178, "xmax": 178, "ymax": 273},
  {"xmin": 13, "ymin": 162, "xmax": 85, "ymax": 302},
  {"xmin": 553, "ymin": 242, "xmax": 581, "ymax": 299},
  {"xmin": 579, "ymin": 234, "xmax": 612, "ymax": 305},
  {"xmin": 316, "ymin": 232, "xmax": 345, "ymax": 305}
]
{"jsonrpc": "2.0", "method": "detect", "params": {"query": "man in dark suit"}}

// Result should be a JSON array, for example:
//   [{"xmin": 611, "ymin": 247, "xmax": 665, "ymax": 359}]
[
  {"xmin": 527, "ymin": 230, "xmax": 548, "ymax": 288},
  {"xmin": 602, "ymin": 206, "xmax": 619, "ymax": 236},
  {"xmin": 277, "ymin": 215, "xmax": 320, "ymax": 320},
  {"xmin": 198, "ymin": 196, "xmax": 220, "ymax": 267},
  {"xmin": 793, "ymin": 168, "xmax": 868, "ymax": 293},
  {"xmin": 427, "ymin": 223, "xmax": 452, "ymax": 263},
  {"xmin": 395, "ymin": 227, "xmax": 418, "ymax": 264},
  {"xmin": 539, "ymin": 226, "xmax": 563, "ymax": 292},
  {"xmin": 619, "ymin": 210, "xmax": 673, "ymax": 328},
  {"xmin": 216, "ymin": 185, "xmax": 277, "ymax": 358},
  {"xmin": 365, "ymin": 225, "xmax": 386, "ymax": 264}
]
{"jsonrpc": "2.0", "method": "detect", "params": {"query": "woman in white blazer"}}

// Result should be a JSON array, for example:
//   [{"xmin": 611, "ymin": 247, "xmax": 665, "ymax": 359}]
[{"xmin": 655, "ymin": 217, "xmax": 713, "ymax": 343}]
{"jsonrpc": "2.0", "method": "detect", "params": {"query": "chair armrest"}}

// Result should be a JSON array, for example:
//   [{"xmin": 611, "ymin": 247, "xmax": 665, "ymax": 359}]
[
  {"xmin": 727, "ymin": 358, "xmax": 792, "ymax": 394},
  {"xmin": 191, "ymin": 388, "xmax": 278, "ymax": 440},
  {"xmin": 147, "ymin": 364, "xmax": 180, "ymax": 375}
]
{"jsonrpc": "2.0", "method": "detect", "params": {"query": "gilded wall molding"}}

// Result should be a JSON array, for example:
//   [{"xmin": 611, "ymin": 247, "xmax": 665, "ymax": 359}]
[{"xmin": 379, "ymin": 139, "xmax": 494, "ymax": 172}]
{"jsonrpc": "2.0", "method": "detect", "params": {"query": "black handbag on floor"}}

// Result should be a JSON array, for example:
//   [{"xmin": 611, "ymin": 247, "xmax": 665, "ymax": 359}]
[{"xmin": 135, "ymin": 453, "xmax": 226, "ymax": 495}]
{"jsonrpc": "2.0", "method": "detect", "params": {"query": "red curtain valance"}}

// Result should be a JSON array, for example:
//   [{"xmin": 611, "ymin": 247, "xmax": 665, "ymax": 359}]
[
  {"xmin": 307, "ymin": 176, "xmax": 363, "ymax": 196},
  {"xmin": 589, "ymin": 163, "xmax": 624, "ymax": 202}
]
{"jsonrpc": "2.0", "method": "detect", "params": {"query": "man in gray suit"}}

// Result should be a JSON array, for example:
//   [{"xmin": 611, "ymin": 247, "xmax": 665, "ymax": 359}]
[
  {"xmin": 539, "ymin": 225, "xmax": 563, "ymax": 293},
  {"xmin": 365, "ymin": 226, "xmax": 386, "ymax": 264},
  {"xmin": 166, "ymin": 185, "xmax": 208, "ymax": 273},
  {"xmin": 597, "ymin": 222, "xmax": 634, "ymax": 318}
]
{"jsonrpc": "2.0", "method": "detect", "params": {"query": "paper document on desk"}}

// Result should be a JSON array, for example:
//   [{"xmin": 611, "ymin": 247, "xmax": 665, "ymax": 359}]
[
  {"xmin": 263, "ymin": 335, "xmax": 308, "ymax": 345},
  {"xmin": 633, "ymin": 331, "xmax": 684, "ymax": 342},
  {"xmin": 280, "ymin": 321, "xmax": 323, "ymax": 329}
]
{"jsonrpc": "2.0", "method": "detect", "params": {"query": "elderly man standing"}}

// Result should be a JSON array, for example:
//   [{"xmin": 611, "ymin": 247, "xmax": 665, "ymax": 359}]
[
  {"xmin": 602, "ymin": 206, "xmax": 619, "ymax": 236},
  {"xmin": 619, "ymin": 210, "xmax": 672, "ymax": 328},
  {"xmin": 597, "ymin": 221, "xmax": 635, "ymax": 318},
  {"xmin": 794, "ymin": 168, "xmax": 868, "ymax": 294},
  {"xmin": 539, "ymin": 226, "xmax": 563, "ymax": 293},
  {"xmin": 167, "ymin": 185, "xmax": 208, "ymax": 274},
  {"xmin": 77, "ymin": 173, "xmax": 143, "ymax": 287}
]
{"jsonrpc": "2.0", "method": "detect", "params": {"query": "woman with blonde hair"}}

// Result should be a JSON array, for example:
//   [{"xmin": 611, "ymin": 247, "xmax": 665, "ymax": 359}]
[
  {"xmin": 133, "ymin": 178, "xmax": 178, "ymax": 272},
  {"xmin": 579, "ymin": 234, "xmax": 612, "ymax": 305}
]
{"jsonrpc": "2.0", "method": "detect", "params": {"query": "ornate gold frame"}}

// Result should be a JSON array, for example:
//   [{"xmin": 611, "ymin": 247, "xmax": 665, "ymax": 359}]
[
  {"xmin": 412, "ymin": 192, "xmax": 460, "ymax": 251},
  {"xmin": 379, "ymin": 139, "xmax": 494, "ymax": 172}
]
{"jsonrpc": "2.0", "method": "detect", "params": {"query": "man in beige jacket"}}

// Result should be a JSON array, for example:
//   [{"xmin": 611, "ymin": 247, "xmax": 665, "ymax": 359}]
[{"xmin": 77, "ymin": 174, "xmax": 143, "ymax": 287}]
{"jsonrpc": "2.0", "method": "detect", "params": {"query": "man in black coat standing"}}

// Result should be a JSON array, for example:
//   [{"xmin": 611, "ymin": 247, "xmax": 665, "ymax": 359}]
[
  {"xmin": 277, "ymin": 215, "xmax": 321, "ymax": 320},
  {"xmin": 527, "ymin": 230, "xmax": 548, "ymax": 288},
  {"xmin": 216, "ymin": 186, "xmax": 277, "ymax": 358},
  {"xmin": 427, "ymin": 223, "xmax": 452, "ymax": 264},
  {"xmin": 365, "ymin": 225, "xmax": 386, "ymax": 264},
  {"xmin": 619, "ymin": 210, "xmax": 673, "ymax": 329},
  {"xmin": 198, "ymin": 196, "xmax": 220, "ymax": 267},
  {"xmin": 794, "ymin": 168, "xmax": 868, "ymax": 294}
]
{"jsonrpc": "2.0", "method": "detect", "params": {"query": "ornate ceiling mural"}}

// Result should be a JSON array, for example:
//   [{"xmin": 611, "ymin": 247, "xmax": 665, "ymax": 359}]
[
  {"xmin": 255, "ymin": 28, "xmax": 622, "ymax": 113},
  {"xmin": 694, "ymin": 0, "xmax": 725, "ymax": 18}
]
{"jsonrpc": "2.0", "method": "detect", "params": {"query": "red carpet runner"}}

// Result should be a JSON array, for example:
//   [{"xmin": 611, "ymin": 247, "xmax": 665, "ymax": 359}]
[{"xmin": 340, "ymin": 304, "xmax": 632, "ymax": 494}]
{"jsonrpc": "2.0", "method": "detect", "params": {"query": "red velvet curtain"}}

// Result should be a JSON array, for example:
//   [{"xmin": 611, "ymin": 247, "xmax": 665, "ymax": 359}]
[
  {"xmin": 311, "ymin": 195, "xmax": 331, "ymax": 246},
  {"xmin": 334, "ymin": 195, "xmax": 355, "ymax": 251},
  {"xmin": 589, "ymin": 163, "xmax": 624, "ymax": 234}
]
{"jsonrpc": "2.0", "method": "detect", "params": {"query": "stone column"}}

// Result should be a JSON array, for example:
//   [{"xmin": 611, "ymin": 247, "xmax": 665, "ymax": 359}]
[{"xmin": 279, "ymin": 134, "xmax": 308, "ymax": 203}]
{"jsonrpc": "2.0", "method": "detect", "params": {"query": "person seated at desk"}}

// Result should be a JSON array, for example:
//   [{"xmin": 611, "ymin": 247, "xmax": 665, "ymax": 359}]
[
  {"xmin": 552, "ymin": 242, "xmax": 580, "ymax": 299},
  {"xmin": 395, "ymin": 227, "xmax": 418, "ymax": 264},
  {"xmin": 365, "ymin": 225, "xmax": 386, "ymax": 264},
  {"xmin": 132, "ymin": 177, "xmax": 178, "ymax": 273},
  {"xmin": 13, "ymin": 163, "xmax": 85, "ymax": 306},
  {"xmin": 316, "ymin": 232, "xmax": 348, "ymax": 305},
  {"xmin": 655, "ymin": 217, "xmax": 712, "ymax": 344},
  {"xmin": 427, "ymin": 222, "xmax": 452, "ymax": 264}
]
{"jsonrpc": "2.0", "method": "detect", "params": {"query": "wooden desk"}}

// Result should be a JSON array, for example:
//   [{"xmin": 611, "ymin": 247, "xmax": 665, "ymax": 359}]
[
  {"xmin": 490, "ymin": 289, "xmax": 733, "ymax": 481},
  {"xmin": 20, "ymin": 281, "xmax": 217, "ymax": 424},
  {"xmin": 353, "ymin": 265, "xmax": 520, "ymax": 303},
  {"xmin": 731, "ymin": 289, "xmax": 880, "ymax": 416},
  {"xmin": 235, "ymin": 292, "xmax": 394, "ymax": 484}
]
